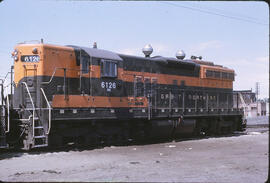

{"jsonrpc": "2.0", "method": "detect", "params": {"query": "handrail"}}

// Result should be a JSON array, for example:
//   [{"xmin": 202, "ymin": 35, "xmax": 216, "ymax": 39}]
[
  {"xmin": 40, "ymin": 88, "xmax": 51, "ymax": 135},
  {"xmin": 3, "ymin": 72, "xmax": 11, "ymax": 82},
  {"xmin": 42, "ymin": 67, "xmax": 84, "ymax": 85},
  {"xmin": 0, "ymin": 79, "xmax": 4, "ymax": 106},
  {"xmin": 41, "ymin": 68, "xmax": 61, "ymax": 84},
  {"xmin": 0, "ymin": 70, "xmax": 13, "ymax": 134},
  {"xmin": 5, "ymin": 94, "xmax": 10, "ymax": 133},
  {"xmin": 3, "ymin": 82, "xmax": 13, "ymax": 89},
  {"xmin": 21, "ymin": 82, "xmax": 35, "ymax": 137},
  {"xmin": 15, "ymin": 115, "xmax": 35, "ymax": 122},
  {"xmin": 0, "ymin": 79, "xmax": 10, "ymax": 133}
]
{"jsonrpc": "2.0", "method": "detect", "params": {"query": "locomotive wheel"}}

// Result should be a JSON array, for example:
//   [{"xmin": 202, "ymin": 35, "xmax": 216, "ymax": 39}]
[{"xmin": 194, "ymin": 121, "xmax": 207, "ymax": 136}]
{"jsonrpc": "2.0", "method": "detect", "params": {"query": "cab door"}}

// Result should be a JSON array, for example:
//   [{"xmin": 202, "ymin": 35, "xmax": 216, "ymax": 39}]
[
  {"xmin": 144, "ymin": 77, "xmax": 158, "ymax": 118},
  {"xmin": 134, "ymin": 76, "xmax": 143, "ymax": 98},
  {"xmin": 80, "ymin": 54, "xmax": 90, "ymax": 95}
]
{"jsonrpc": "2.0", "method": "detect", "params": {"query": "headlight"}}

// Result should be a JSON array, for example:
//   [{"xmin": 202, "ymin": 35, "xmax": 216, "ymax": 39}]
[{"xmin": 32, "ymin": 48, "xmax": 38, "ymax": 54}]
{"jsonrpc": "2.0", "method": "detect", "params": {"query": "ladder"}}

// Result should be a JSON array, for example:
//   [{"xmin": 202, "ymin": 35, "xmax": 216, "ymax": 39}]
[
  {"xmin": 33, "ymin": 116, "xmax": 48, "ymax": 148},
  {"xmin": 22, "ymin": 81, "xmax": 48, "ymax": 149},
  {"xmin": 23, "ymin": 65, "xmax": 48, "ymax": 148},
  {"xmin": 32, "ymin": 88, "xmax": 52, "ymax": 148}
]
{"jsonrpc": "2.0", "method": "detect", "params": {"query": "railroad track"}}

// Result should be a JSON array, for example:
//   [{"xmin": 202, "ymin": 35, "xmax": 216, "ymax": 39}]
[
  {"xmin": 0, "ymin": 123, "xmax": 268, "ymax": 155},
  {"xmin": 247, "ymin": 124, "xmax": 269, "ymax": 128}
]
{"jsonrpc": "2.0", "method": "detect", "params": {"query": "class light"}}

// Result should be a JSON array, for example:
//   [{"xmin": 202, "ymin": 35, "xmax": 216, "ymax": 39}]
[{"xmin": 12, "ymin": 49, "xmax": 19, "ymax": 61}]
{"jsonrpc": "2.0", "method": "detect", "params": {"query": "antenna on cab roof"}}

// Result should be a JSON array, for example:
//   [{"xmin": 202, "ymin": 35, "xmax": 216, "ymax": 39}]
[{"xmin": 93, "ymin": 42, "xmax": 97, "ymax": 49}]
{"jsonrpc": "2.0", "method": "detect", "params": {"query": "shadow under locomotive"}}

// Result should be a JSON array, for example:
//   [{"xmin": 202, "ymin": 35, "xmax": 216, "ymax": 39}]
[{"xmin": 0, "ymin": 128, "xmax": 250, "ymax": 160}]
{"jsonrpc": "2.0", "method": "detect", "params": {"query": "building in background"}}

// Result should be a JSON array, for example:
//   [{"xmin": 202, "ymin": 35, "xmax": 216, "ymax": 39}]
[{"xmin": 233, "ymin": 90, "xmax": 268, "ymax": 118}]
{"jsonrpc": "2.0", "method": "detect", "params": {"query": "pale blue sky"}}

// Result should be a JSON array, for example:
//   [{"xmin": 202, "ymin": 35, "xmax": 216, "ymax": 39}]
[{"xmin": 0, "ymin": 0, "xmax": 268, "ymax": 98}]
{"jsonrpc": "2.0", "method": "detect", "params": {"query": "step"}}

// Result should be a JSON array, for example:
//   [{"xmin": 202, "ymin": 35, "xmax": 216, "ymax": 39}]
[
  {"xmin": 25, "ymin": 99, "xmax": 36, "ymax": 103},
  {"xmin": 34, "ymin": 126, "xmax": 44, "ymax": 129},
  {"xmin": 28, "ymin": 88, "xmax": 37, "ymax": 92},
  {"xmin": 33, "ymin": 144, "xmax": 48, "ymax": 148},
  {"xmin": 34, "ymin": 135, "xmax": 46, "ymax": 139},
  {"xmin": 24, "ymin": 93, "xmax": 36, "ymax": 97},
  {"xmin": 24, "ymin": 96, "xmax": 36, "ymax": 100},
  {"xmin": 25, "ymin": 103, "xmax": 36, "ymax": 108}
]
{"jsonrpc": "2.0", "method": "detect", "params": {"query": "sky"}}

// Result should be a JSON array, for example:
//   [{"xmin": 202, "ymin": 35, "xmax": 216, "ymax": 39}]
[{"xmin": 0, "ymin": 0, "xmax": 269, "ymax": 98}]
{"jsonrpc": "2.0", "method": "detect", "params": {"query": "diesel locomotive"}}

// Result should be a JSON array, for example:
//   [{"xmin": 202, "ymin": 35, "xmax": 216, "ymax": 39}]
[{"xmin": 0, "ymin": 40, "xmax": 245, "ymax": 150}]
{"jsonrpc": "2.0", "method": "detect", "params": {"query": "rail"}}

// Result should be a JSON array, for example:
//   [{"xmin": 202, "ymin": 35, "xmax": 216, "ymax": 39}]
[
  {"xmin": 21, "ymin": 82, "xmax": 36, "ymax": 137},
  {"xmin": 0, "ymin": 78, "xmax": 10, "ymax": 133},
  {"xmin": 5, "ymin": 94, "xmax": 10, "ymax": 133},
  {"xmin": 41, "ymin": 67, "xmax": 84, "ymax": 85},
  {"xmin": 41, "ymin": 68, "xmax": 61, "ymax": 85},
  {"xmin": 238, "ymin": 92, "xmax": 246, "ymax": 107},
  {"xmin": 14, "ymin": 115, "xmax": 37, "ymax": 122},
  {"xmin": 40, "ymin": 88, "xmax": 52, "ymax": 135},
  {"xmin": 2, "ymin": 71, "xmax": 11, "ymax": 83},
  {"xmin": 41, "ymin": 67, "xmax": 93, "ymax": 98}
]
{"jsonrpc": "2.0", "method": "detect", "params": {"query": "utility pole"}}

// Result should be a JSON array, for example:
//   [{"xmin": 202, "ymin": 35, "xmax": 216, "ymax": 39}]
[{"xmin": 255, "ymin": 82, "xmax": 260, "ymax": 116}]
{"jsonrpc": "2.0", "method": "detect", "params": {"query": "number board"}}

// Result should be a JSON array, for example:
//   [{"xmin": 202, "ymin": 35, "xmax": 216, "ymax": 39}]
[
  {"xmin": 101, "ymin": 81, "xmax": 117, "ymax": 92},
  {"xmin": 21, "ymin": 55, "xmax": 40, "ymax": 62}
]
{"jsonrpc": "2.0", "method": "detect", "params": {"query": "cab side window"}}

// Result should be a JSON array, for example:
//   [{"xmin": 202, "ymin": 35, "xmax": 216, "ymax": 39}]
[{"xmin": 101, "ymin": 59, "xmax": 117, "ymax": 77}]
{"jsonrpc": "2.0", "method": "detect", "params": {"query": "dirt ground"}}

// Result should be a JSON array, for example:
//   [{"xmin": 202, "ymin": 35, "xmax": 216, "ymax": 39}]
[{"xmin": 0, "ymin": 126, "xmax": 268, "ymax": 183}]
